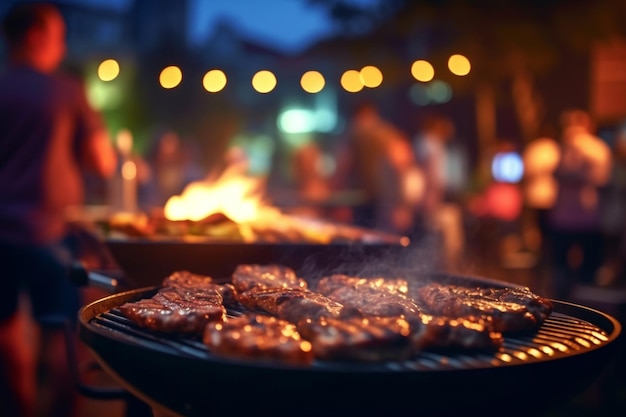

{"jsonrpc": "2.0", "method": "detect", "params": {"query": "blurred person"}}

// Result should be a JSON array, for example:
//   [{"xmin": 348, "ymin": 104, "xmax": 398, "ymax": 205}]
[
  {"xmin": 598, "ymin": 122, "xmax": 626, "ymax": 286},
  {"xmin": 290, "ymin": 141, "xmax": 332, "ymax": 218},
  {"xmin": 140, "ymin": 129, "xmax": 203, "ymax": 210},
  {"xmin": 546, "ymin": 109, "xmax": 612, "ymax": 299},
  {"xmin": 0, "ymin": 3, "xmax": 117, "ymax": 417},
  {"xmin": 345, "ymin": 101, "xmax": 424, "ymax": 236},
  {"xmin": 521, "ymin": 123, "xmax": 560, "ymax": 250},
  {"xmin": 413, "ymin": 112, "xmax": 464, "ymax": 270}
]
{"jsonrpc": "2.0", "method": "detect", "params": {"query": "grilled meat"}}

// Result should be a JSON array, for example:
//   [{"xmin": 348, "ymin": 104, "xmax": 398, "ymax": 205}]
[
  {"xmin": 232, "ymin": 264, "xmax": 307, "ymax": 293},
  {"xmin": 236, "ymin": 287, "xmax": 350, "ymax": 323},
  {"xmin": 317, "ymin": 274, "xmax": 503, "ymax": 351},
  {"xmin": 316, "ymin": 275, "xmax": 410, "ymax": 297},
  {"xmin": 203, "ymin": 314, "xmax": 314, "ymax": 365},
  {"xmin": 117, "ymin": 264, "xmax": 552, "ymax": 363},
  {"xmin": 296, "ymin": 316, "xmax": 414, "ymax": 362},
  {"xmin": 410, "ymin": 314, "xmax": 503, "ymax": 352},
  {"xmin": 163, "ymin": 270, "xmax": 214, "ymax": 289},
  {"xmin": 316, "ymin": 274, "xmax": 419, "ymax": 318},
  {"xmin": 414, "ymin": 282, "xmax": 553, "ymax": 333},
  {"xmin": 119, "ymin": 286, "xmax": 226, "ymax": 335},
  {"xmin": 164, "ymin": 270, "xmax": 237, "ymax": 305}
]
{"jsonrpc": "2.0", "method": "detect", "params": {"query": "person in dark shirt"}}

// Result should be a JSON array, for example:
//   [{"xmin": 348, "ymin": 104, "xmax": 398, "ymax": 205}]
[{"xmin": 0, "ymin": 3, "xmax": 117, "ymax": 416}]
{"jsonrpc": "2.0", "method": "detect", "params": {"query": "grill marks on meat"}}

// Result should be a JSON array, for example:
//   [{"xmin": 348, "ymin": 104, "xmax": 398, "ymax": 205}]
[
  {"xmin": 415, "ymin": 282, "xmax": 554, "ymax": 333},
  {"xmin": 317, "ymin": 275, "xmax": 503, "ymax": 352},
  {"xmin": 410, "ymin": 314, "xmax": 503, "ymax": 352},
  {"xmin": 232, "ymin": 264, "xmax": 307, "ymax": 293},
  {"xmin": 316, "ymin": 275, "xmax": 419, "ymax": 318},
  {"xmin": 296, "ymin": 316, "xmax": 414, "ymax": 362},
  {"xmin": 117, "ymin": 265, "xmax": 553, "ymax": 364},
  {"xmin": 236, "ymin": 287, "xmax": 348, "ymax": 324},
  {"xmin": 164, "ymin": 270, "xmax": 237, "ymax": 305},
  {"xmin": 119, "ymin": 286, "xmax": 225, "ymax": 334},
  {"xmin": 203, "ymin": 314, "xmax": 314, "ymax": 365},
  {"xmin": 118, "ymin": 271, "xmax": 231, "ymax": 335}
]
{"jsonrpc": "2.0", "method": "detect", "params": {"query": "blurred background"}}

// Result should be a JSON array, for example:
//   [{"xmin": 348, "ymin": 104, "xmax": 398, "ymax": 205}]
[{"xmin": 2, "ymin": 0, "xmax": 625, "ymax": 302}]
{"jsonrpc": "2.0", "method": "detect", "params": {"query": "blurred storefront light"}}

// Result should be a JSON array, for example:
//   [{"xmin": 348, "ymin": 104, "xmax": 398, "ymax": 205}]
[
  {"xmin": 87, "ymin": 79, "xmax": 123, "ymax": 110},
  {"xmin": 159, "ymin": 66, "xmax": 183, "ymax": 89},
  {"xmin": 252, "ymin": 70, "xmax": 277, "ymax": 93},
  {"xmin": 409, "ymin": 83, "xmax": 430, "ymax": 105},
  {"xmin": 428, "ymin": 80, "xmax": 452, "ymax": 103},
  {"xmin": 278, "ymin": 109, "xmax": 316, "ymax": 134},
  {"xmin": 409, "ymin": 80, "xmax": 452, "ymax": 105},
  {"xmin": 492, "ymin": 151, "xmax": 524, "ymax": 183}
]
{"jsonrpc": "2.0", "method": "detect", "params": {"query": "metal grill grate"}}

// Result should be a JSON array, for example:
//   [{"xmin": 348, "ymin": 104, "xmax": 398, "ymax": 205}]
[{"xmin": 88, "ymin": 307, "xmax": 611, "ymax": 371}]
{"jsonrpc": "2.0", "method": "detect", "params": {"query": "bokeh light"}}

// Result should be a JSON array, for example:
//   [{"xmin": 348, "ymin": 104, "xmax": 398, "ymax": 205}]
[
  {"xmin": 409, "ymin": 84, "xmax": 430, "ymax": 105},
  {"xmin": 340, "ymin": 69, "xmax": 364, "ymax": 92},
  {"xmin": 360, "ymin": 65, "xmax": 383, "ymax": 88},
  {"xmin": 448, "ymin": 54, "xmax": 471, "ymax": 76},
  {"xmin": 300, "ymin": 71, "xmax": 325, "ymax": 93},
  {"xmin": 411, "ymin": 60, "xmax": 434, "ymax": 82},
  {"xmin": 428, "ymin": 80, "xmax": 453, "ymax": 103},
  {"xmin": 159, "ymin": 66, "xmax": 183, "ymax": 89},
  {"xmin": 252, "ymin": 70, "xmax": 277, "ymax": 93},
  {"xmin": 492, "ymin": 152, "xmax": 524, "ymax": 183},
  {"xmin": 97, "ymin": 59, "xmax": 120, "ymax": 81},
  {"xmin": 202, "ymin": 69, "xmax": 227, "ymax": 92}
]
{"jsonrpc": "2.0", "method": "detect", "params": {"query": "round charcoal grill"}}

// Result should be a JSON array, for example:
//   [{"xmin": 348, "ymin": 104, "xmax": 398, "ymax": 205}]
[{"xmin": 78, "ymin": 277, "xmax": 622, "ymax": 417}]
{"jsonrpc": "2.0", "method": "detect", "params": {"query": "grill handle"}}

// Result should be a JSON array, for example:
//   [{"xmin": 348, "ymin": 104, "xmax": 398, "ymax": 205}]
[{"xmin": 69, "ymin": 261, "xmax": 119, "ymax": 292}]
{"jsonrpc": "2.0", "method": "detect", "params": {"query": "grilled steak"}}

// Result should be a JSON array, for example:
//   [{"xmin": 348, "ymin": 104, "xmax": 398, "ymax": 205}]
[
  {"xmin": 410, "ymin": 314, "xmax": 503, "ymax": 351},
  {"xmin": 119, "ymin": 286, "xmax": 226, "ymax": 335},
  {"xmin": 414, "ymin": 282, "xmax": 553, "ymax": 333},
  {"xmin": 296, "ymin": 316, "xmax": 414, "ymax": 362},
  {"xmin": 236, "ymin": 287, "xmax": 350, "ymax": 323},
  {"xmin": 232, "ymin": 264, "xmax": 307, "ymax": 293},
  {"xmin": 164, "ymin": 270, "xmax": 237, "ymax": 305},
  {"xmin": 317, "ymin": 274, "xmax": 503, "ymax": 351},
  {"xmin": 316, "ymin": 275, "xmax": 410, "ymax": 297},
  {"xmin": 316, "ymin": 274, "xmax": 420, "ymax": 318},
  {"xmin": 203, "ymin": 314, "xmax": 314, "ymax": 365}
]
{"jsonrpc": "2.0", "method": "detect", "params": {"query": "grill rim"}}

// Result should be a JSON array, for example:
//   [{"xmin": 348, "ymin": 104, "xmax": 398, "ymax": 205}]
[{"xmin": 78, "ymin": 283, "xmax": 622, "ymax": 374}]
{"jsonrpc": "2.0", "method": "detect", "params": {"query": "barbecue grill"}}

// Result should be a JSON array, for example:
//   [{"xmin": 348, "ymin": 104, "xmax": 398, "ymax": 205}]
[
  {"xmin": 78, "ymin": 272, "xmax": 622, "ymax": 417},
  {"xmin": 104, "ymin": 233, "xmax": 412, "ymax": 287}
]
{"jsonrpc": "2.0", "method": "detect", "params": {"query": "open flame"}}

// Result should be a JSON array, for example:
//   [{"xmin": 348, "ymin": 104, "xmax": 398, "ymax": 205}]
[
  {"xmin": 163, "ymin": 162, "xmax": 280, "ymax": 224},
  {"xmin": 157, "ymin": 153, "xmax": 408, "ymax": 245}
]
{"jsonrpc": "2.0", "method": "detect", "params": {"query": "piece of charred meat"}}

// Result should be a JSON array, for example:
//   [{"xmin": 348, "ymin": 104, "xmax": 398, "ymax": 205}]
[
  {"xmin": 414, "ymin": 282, "xmax": 553, "ymax": 333},
  {"xmin": 317, "ymin": 274, "xmax": 502, "ymax": 352},
  {"xmin": 231, "ymin": 264, "xmax": 307, "ymax": 293},
  {"xmin": 163, "ymin": 270, "xmax": 238, "ymax": 305},
  {"xmin": 296, "ymin": 316, "xmax": 414, "ymax": 362},
  {"xmin": 316, "ymin": 275, "xmax": 410, "ymax": 297},
  {"xmin": 236, "ymin": 287, "xmax": 352, "ymax": 324},
  {"xmin": 203, "ymin": 314, "xmax": 314, "ymax": 365},
  {"xmin": 410, "ymin": 314, "xmax": 503, "ymax": 352},
  {"xmin": 119, "ymin": 286, "xmax": 226, "ymax": 335},
  {"xmin": 316, "ymin": 274, "xmax": 420, "ymax": 318}
]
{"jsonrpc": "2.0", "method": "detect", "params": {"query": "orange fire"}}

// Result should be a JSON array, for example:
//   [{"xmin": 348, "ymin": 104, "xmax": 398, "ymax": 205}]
[{"xmin": 163, "ymin": 163, "xmax": 280, "ymax": 224}]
